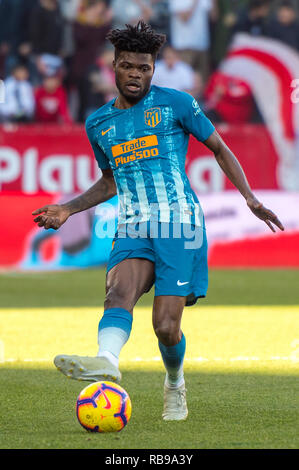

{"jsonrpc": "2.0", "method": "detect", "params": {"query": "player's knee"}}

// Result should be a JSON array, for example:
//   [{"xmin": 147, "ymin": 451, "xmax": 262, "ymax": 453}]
[{"xmin": 154, "ymin": 321, "xmax": 180, "ymax": 346}]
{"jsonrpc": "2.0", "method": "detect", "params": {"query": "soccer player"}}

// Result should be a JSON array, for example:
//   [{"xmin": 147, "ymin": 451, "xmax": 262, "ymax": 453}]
[{"xmin": 32, "ymin": 22, "xmax": 284, "ymax": 421}]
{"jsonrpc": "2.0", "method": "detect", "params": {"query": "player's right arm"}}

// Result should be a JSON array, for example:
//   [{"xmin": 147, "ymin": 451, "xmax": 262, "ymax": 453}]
[{"xmin": 32, "ymin": 169, "xmax": 116, "ymax": 230}]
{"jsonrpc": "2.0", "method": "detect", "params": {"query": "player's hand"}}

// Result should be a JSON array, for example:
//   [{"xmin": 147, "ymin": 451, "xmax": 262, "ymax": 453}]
[
  {"xmin": 32, "ymin": 204, "xmax": 71, "ymax": 230},
  {"xmin": 246, "ymin": 196, "xmax": 285, "ymax": 233}
]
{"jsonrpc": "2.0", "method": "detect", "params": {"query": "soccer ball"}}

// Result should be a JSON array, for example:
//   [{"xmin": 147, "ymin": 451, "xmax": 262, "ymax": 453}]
[{"xmin": 76, "ymin": 381, "xmax": 132, "ymax": 433}]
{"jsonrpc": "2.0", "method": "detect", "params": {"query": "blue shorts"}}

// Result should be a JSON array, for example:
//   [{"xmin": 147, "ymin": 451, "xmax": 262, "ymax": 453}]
[{"xmin": 107, "ymin": 222, "xmax": 208, "ymax": 306}]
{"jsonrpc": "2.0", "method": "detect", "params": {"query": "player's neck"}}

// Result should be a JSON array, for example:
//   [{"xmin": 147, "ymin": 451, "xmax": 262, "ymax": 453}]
[{"xmin": 114, "ymin": 95, "xmax": 140, "ymax": 110}]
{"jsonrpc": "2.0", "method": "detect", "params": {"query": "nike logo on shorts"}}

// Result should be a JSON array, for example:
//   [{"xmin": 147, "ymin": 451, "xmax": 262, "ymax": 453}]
[{"xmin": 177, "ymin": 280, "xmax": 189, "ymax": 286}]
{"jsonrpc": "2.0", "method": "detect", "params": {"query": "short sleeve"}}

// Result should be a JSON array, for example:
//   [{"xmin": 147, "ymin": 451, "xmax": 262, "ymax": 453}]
[
  {"xmin": 85, "ymin": 116, "xmax": 111, "ymax": 170},
  {"xmin": 176, "ymin": 91, "xmax": 215, "ymax": 142}
]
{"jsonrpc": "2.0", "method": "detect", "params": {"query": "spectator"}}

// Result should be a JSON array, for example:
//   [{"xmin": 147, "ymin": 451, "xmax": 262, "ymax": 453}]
[
  {"xmin": 4, "ymin": 0, "xmax": 39, "ymax": 81},
  {"xmin": 152, "ymin": 46, "xmax": 195, "ymax": 93},
  {"xmin": 35, "ymin": 53, "xmax": 65, "ymax": 79},
  {"xmin": 190, "ymin": 71, "xmax": 205, "ymax": 106},
  {"xmin": 58, "ymin": 0, "xmax": 82, "ymax": 59},
  {"xmin": 59, "ymin": 0, "xmax": 82, "ymax": 20},
  {"xmin": 29, "ymin": 0, "xmax": 65, "ymax": 57},
  {"xmin": 209, "ymin": 0, "xmax": 249, "ymax": 67},
  {"xmin": 232, "ymin": 0, "xmax": 271, "ymax": 37},
  {"xmin": 168, "ymin": 0, "xmax": 215, "ymax": 83},
  {"xmin": 0, "ymin": 0, "xmax": 17, "ymax": 77},
  {"xmin": 204, "ymin": 71, "xmax": 255, "ymax": 124},
  {"xmin": 111, "ymin": 0, "xmax": 152, "ymax": 29},
  {"xmin": 0, "ymin": 64, "xmax": 35, "ymax": 122},
  {"xmin": 94, "ymin": 49, "xmax": 117, "ymax": 103},
  {"xmin": 70, "ymin": 0, "xmax": 112, "ymax": 121},
  {"xmin": 267, "ymin": 0, "xmax": 299, "ymax": 51},
  {"xmin": 34, "ymin": 73, "xmax": 73, "ymax": 123},
  {"xmin": 148, "ymin": 0, "xmax": 170, "ymax": 37},
  {"xmin": 81, "ymin": 48, "xmax": 117, "ymax": 119}
]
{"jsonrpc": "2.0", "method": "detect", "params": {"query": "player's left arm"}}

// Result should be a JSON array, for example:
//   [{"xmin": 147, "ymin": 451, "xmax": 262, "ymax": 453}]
[{"xmin": 203, "ymin": 129, "xmax": 285, "ymax": 233}]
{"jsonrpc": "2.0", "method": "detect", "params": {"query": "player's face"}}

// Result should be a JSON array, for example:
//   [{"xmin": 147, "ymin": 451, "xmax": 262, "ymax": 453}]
[{"xmin": 113, "ymin": 51, "xmax": 154, "ymax": 104}]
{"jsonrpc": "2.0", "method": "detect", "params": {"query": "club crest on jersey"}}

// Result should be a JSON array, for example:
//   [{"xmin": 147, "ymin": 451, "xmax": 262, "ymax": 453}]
[{"xmin": 144, "ymin": 107, "xmax": 162, "ymax": 128}]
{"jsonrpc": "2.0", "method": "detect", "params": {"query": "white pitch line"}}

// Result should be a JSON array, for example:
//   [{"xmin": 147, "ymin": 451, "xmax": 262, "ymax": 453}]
[{"xmin": 0, "ymin": 340, "xmax": 4, "ymax": 363}]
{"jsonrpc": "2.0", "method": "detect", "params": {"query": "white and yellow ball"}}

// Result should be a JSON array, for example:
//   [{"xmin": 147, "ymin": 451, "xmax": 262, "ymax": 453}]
[{"xmin": 76, "ymin": 381, "xmax": 132, "ymax": 433}]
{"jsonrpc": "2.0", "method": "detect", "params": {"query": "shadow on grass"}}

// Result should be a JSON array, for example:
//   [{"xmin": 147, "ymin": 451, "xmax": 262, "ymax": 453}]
[
  {"xmin": 0, "ymin": 364, "xmax": 298, "ymax": 449},
  {"xmin": 1, "ymin": 268, "xmax": 299, "ymax": 309}
]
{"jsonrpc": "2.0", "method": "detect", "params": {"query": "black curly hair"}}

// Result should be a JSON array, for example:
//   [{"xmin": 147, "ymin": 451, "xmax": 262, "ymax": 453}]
[{"xmin": 106, "ymin": 21, "xmax": 166, "ymax": 62}]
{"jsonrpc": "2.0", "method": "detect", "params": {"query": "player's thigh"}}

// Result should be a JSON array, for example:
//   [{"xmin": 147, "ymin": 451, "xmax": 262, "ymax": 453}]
[
  {"xmin": 152, "ymin": 295, "xmax": 186, "ymax": 346},
  {"xmin": 105, "ymin": 258, "xmax": 155, "ymax": 313}
]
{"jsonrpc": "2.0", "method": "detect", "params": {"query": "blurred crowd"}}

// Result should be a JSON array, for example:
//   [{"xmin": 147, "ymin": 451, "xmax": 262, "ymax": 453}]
[{"xmin": 0, "ymin": 0, "xmax": 298, "ymax": 125}]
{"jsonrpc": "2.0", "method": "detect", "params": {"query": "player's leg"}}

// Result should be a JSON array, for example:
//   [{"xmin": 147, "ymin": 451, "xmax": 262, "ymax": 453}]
[
  {"xmin": 96, "ymin": 258, "xmax": 154, "ymax": 376},
  {"xmin": 152, "ymin": 295, "xmax": 188, "ymax": 421},
  {"xmin": 153, "ymin": 295, "xmax": 186, "ymax": 385},
  {"xmin": 54, "ymin": 257, "xmax": 154, "ymax": 382},
  {"xmin": 151, "ymin": 222, "xmax": 205, "ymax": 420}
]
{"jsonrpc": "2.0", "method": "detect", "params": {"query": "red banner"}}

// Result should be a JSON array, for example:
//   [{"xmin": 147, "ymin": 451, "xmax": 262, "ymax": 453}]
[
  {"xmin": 186, "ymin": 124, "xmax": 279, "ymax": 192},
  {"xmin": 0, "ymin": 123, "xmax": 280, "ymax": 194},
  {"xmin": 0, "ymin": 124, "xmax": 99, "ymax": 194},
  {"xmin": 1, "ymin": 123, "xmax": 296, "ymax": 270},
  {"xmin": 1, "ymin": 190, "xmax": 298, "ymax": 269},
  {"xmin": 0, "ymin": 191, "xmax": 57, "ymax": 266}
]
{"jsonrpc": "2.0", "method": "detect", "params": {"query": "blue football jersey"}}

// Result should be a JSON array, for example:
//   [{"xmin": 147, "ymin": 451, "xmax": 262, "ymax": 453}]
[{"xmin": 85, "ymin": 85, "xmax": 215, "ymax": 226}]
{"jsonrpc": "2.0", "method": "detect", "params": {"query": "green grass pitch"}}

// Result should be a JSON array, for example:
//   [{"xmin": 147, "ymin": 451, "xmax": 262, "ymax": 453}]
[{"xmin": 0, "ymin": 268, "xmax": 298, "ymax": 449}]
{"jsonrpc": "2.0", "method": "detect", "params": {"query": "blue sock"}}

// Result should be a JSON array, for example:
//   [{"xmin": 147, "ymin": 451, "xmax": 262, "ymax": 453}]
[
  {"xmin": 158, "ymin": 333, "xmax": 186, "ymax": 388},
  {"xmin": 97, "ymin": 308, "xmax": 133, "ymax": 367}
]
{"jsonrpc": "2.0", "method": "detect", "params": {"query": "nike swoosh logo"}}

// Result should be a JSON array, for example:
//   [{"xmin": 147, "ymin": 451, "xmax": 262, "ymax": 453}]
[
  {"xmin": 100, "ymin": 386, "xmax": 112, "ymax": 409},
  {"xmin": 101, "ymin": 127, "xmax": 114, "ymax": 136},
  {"xmin": 177, "ymin": 281, "xmax": 189, "ymax": 286}
]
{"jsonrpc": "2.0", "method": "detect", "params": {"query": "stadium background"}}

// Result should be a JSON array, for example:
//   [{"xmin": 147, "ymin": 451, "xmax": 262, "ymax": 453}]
[
  {"xmin": 0, "ymin": 0, "xmax": 298, "ymax": 450},
  {"xmin": 1, "ymin": 0, "xmax": 299, "ymax": 269}
]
